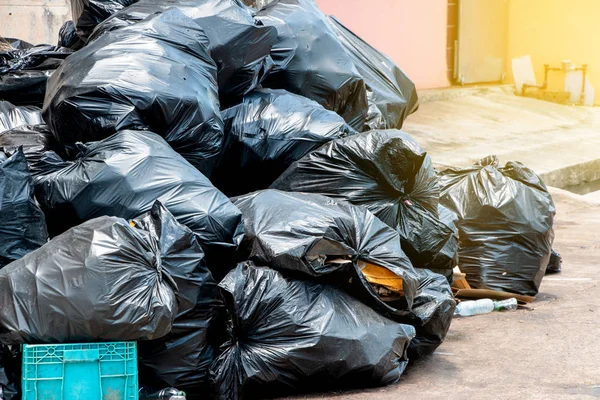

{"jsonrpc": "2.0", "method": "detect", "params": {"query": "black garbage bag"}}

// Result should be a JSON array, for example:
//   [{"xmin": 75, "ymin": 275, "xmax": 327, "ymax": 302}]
[
  {"xmin": 44, "ymin": 9, "xmax": 223, "ymax": 175},
  {"xmin": 254, "ymin": 0, "xmax": 368, "ymax": 130},
  {"xmin": 132, "ymin": 202, "xmax": 223, "ymax": 398},
  {"xmin": 212, "ymin": 89, "xmax": 356, "ymax": 196},
  {"xmin": 0, "ymin": 124, "xmax": 67, "ymax": 173},
  {"xmin": 32, "ymin": 130, "xmax": 244, "ymax": 263},
  {"xmin": 90, "ymin": 0, "xmax": 278, "ymax": 103},
  {"xmin": 440, "ymin": 156, "xmax": 555, "ymax": 296},
  {"xmin": 0, "ymin": 45, "xmax": 72, "ymax": 106},
  {"xmin": 426, "ymin": 204, "xmax": 459, "ymax": 281},
  {"xmin": 210, "ymin": 262, "xmax": 416, "ymax": 400},
  {"xmin": 234, "ymin": 189, "xmax": 419, "ymax": 316},
  {"xmin": 0, "ymin": 124, "xmax": 52, "ymax": 150},
  {"xmin": 327, "ymin": 16, "xmax": 418, "ymax": 131},
  {"xmin": 0, "ymin": 44, "xmax": 71, "ymax": 73},
  {"xmin": 0, "ymin": 215, "xmax": 177, "ymax": 344},
  {"xmin": 0, "ymin": 345, "xmax": 19, "ymax": 400},
  {"xmin": 71, "ymin": 0, "xmax": 137, "ymax": 41},
  {"xmin": 271, "ymin": 129, "xmax": 458, "ymax": 271},
  {"xmin": 546, "ymin": 249, "xmax": 562, "ymax": 274},
  {"xmin": 58, "ymin": 20, "xmax": 85, "ymax": 50},
  {"xmin": 403, "ymin": 269, "xmax": 455, "ymax": 360},
  {"xmin": 0, "ymin": 149, "xmax": 48, "ymax": 268},
  {"xmin": 0, "ymin": 71, "xmax": 54, "ymax": 107},
  {"xmin": 0, "ymin": 101, "xmax": 43, "ymax": 133}
]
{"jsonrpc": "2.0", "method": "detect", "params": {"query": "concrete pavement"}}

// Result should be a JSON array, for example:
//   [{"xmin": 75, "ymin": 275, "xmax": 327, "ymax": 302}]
[{"xmin": 404, "ymin": 87, "xmax": 600, "ymax": 190}]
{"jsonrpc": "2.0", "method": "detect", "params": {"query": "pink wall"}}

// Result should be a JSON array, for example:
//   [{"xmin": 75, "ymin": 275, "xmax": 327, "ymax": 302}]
[{"xmin": 316, "ymin": 0, "xmax": 449, "ymax": 89}]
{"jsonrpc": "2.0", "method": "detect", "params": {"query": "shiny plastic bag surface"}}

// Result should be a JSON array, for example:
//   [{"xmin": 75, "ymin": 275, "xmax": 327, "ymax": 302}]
[
  {"xmin": 0, "ymin": 102, "xmax": 43, "ymax": 133},
  {"xmin": 210, "ymin": 262, "xmax": 415, "ymax": 399},
  {"xmin": 133, "ymin": 202, "xmax": 223, "ymax": 398},
  {"xmin": 90, "ymin": 0, "xmax": 278, "ymax": 103},
  {"xmin": 32, "ymin": 130, "xmax": 244, "ymax": 262},
  {"xmin": 34, "ymin": 131, "xmax": 244, "ymax": 260},
  {"xmin": 255, "ymin": 0, "xmax": 368, "ymax": 130},
  {"xmin": 57, "ymin": 20, "xmax": 84, "ymax": 50},
  {"xmin": 44, "ymin": 9, "xmax": 223, "ymax": 175},
  {"xmin": 234, "ymin": 189, "xmax": 419, "ymax": 316},
  {"xmin": 327, "ymin": 16, "xmax": 418, "ymax": 131},
  {"xmin": 0, "ymin": 149, "xmax": 48, "ymax": 268},
  {"xmin": 0, "ymin": 44, "xmax": 72, "ymax": 106},
  {"xmin": 271, "ymin": 129, "xmax": 458, "ymax": 271},
  {"xmin": 440, "ymin": 156, "xmax": 555, "ymax": 296},
  {"xmin": 212, "ymin": 89, "xmax": 356, "ymax": 196},
  {"xmin": 402, "ymin": 269, "xmax": 456, "ymax": 360},
  {"xmin": 0, "ymin": 215, "xmax": 177, "ymax": 344}
]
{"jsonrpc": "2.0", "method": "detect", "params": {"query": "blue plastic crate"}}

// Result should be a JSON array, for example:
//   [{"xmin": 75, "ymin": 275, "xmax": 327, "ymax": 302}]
[{"xmin": 22, "ymin": 342, "xmax": 138, "ymax": 400}]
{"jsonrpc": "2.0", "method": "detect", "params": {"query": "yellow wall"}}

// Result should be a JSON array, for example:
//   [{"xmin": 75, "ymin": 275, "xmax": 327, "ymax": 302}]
[{"xmin": 508, "ymin": 0, "xmax": 600, "ymax": 99}]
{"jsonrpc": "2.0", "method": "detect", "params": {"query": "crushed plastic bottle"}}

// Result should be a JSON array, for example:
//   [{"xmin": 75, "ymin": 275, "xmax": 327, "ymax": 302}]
[{"xmin": 454, "ymin": 298, "xmax": 518, "ymax": 317}]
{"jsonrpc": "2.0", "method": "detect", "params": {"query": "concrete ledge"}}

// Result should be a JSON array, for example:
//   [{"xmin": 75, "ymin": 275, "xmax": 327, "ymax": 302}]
[{"xmin": 541, "ymin": 159, "xmax": 600, "ymax": 190}]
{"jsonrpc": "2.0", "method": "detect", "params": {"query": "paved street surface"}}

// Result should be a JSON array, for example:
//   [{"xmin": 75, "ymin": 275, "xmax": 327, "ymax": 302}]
[{"xmin": 285, "ymin": 90, "xmax": 600, "ymax": 400}]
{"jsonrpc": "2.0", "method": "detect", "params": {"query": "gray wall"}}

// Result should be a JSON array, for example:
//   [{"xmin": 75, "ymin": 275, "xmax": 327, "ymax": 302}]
[{"xmin": 0, "ymin": 0, "xmax": 71, "ymax": 45}]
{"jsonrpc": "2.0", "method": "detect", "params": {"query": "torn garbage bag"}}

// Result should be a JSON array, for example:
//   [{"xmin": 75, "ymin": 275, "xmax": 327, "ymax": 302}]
[
  {"xmin": 212, "ymin": 89, "xmax": 356, "ymax": 196},
  {"xmin": 210, "ymin": 262, "xmax": 415, "ymax": 400},
  {"xmin": 234, "ymin": 189, "xmax": 419, "ymax": 316},
  {"xmin": 0, "ymin": 215, "xmax": 177, "ymax": 344},
  {"xmin": 0, "ymin": 149, "xmax": 48, "ymax": 268},
  {"xmin": 271, "ymin": 129, "xmax": 458, "ymax": 272},
  {"xmin": 402, "ymin": 269, "xmax": 455, "ymax": 360},
  {"xmin": 90, "ymin": 0, "xmax": 278, "ymax": 103},
  {"xmin": 132, "ymin": 202, "xmax": 223, "ymax": 398},
  {"xmin": 44, "ymin": 9, "xmax": 223, "ymax": 175},
  {"xmin": 440, "ymin": 156, "xmax": 555, "ymax": 296},
  {"xmin": 32, "ymin": 130, "xmax": 244, "ymax": 263},
  {"xmin": 327, "ymin": 16, "xmax": 418, "ymax": 131},
  {"xmin": 0, "ymin": 101, "xmax": 43, "ymax": 133},
  {"xmin": 255, "ymin": 0, "xmax": 368, "ymax": 130}
]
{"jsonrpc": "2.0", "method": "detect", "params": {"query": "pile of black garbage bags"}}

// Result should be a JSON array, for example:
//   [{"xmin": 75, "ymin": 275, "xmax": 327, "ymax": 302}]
[{"xmin": 0, "ymin": 0, "xmax": 555, "ymax": 399}]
